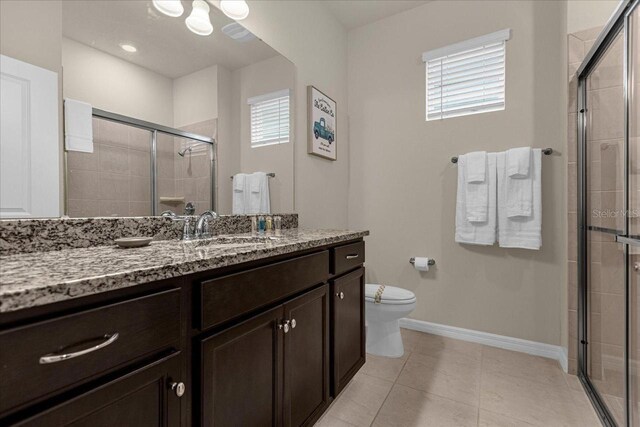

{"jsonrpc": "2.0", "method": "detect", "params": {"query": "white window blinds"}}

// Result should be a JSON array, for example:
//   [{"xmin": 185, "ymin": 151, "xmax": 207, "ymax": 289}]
[
  {"xmin": 248, "ymin": 89, "xmax": 290, "ymax": 147},
  {"xmin": 423, "ymin": 29, "xmax": 511, "ymax": 121}
]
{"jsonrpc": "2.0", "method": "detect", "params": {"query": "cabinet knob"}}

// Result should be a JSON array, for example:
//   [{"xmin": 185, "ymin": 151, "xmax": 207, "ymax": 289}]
[
  {"xmin": 170, "ymin": 381, "xmax": 185, "ymax": 397},
  {"xmin": 278, "ymin": 320, "xmax": 290, "ymax": 333},
  {"xmin": 336, "ymin": 292, "xmax": 345, "ymax": 300},
  {"xmin": 290, "ymin": 319, "xmax": 296, "ymax": 329}
]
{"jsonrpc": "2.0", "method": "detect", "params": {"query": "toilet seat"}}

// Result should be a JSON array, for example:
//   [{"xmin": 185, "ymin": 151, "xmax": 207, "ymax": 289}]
[{"xmin": 365, "ymin": 284, "xmax": 416, "ymax": 305}]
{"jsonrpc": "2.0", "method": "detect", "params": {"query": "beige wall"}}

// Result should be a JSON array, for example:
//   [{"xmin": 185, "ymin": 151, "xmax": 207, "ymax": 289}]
[
  {"xmin": 62, "ymin": 38, "xmax": 174, "ymax": 127},
  {"xmin": 226, "ymin": 0, "xmax": 349, "ymax": 227},
  {"xmin": 216, "ymin": 65, "xmax": 240, "ymax": 214},
  {"xmin": 173, "ymin": 65, "xmax": 218, "ymax": 129},
  {"xmin": 567, "ymin": 0, "xmax": 619, "ymax": 34},
  {"xmin": 233, "ymin": 55, "xmax": 295, "ymax": 213},
  {"xmin": 347, "ymin": 0, "xmax": 567, "ymax": 345}
]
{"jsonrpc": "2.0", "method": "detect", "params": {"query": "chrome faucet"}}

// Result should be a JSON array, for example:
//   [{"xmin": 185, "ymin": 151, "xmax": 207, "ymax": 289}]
[{"xmin": 195, "ymin": 211, "xmax": 219, "ymax": 239}]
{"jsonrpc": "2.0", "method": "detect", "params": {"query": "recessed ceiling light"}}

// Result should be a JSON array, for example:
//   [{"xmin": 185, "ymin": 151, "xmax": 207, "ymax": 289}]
[
  {"xmin": 152, "ymin": 0, "xmax": 184, "ymax": 17},
  {"xmin": 120, "ymin": 44, "xmax": 137, "ymax": 53},
  {"xmin": 186, "ymin": 0, "xmax": 213, "ymax": 36},
  {"xmin": 220, "ymin": 0, "xmax": 249, "ymax": 21}
]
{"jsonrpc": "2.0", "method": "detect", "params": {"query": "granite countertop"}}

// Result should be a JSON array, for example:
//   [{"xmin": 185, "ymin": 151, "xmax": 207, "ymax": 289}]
[{"xmin": 0, "ymin": 229, "xmax": 368, "ymax": 313}]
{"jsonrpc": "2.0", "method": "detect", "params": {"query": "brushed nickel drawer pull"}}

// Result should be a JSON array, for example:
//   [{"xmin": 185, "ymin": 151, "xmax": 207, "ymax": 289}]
[
  {"xmin": 337, "ymin": 292, "xmax": 345, "ymax": 300},
  {"xmin": 345, "ymin": 254, "xmax": 359, "ymax": 260},
  {"xmin": 39, "ymin": 333, "xmax": 119, "ymax": 364}
]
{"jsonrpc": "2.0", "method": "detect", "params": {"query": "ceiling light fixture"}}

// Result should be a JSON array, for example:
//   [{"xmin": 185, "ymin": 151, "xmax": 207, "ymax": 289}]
[
  {"xmin": 152, "ymin": 0, "xmax": 184, "ymax": 17},
  {"xmin": 120, "ymin": 43, "xmax": 138, "ymax": 53},
  {"xmin": 220, "ymin": 0, "xmax": 249, "ymax": 21},
  {"xmin": 186, "ymin": 0, "xmax": 214, "ymax": 36}
]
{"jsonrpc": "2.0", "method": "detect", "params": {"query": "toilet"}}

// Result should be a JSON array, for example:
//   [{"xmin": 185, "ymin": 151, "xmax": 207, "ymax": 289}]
[{"xmin": 365, "ymin": 284, "xmax": 416, "ymax": 358}]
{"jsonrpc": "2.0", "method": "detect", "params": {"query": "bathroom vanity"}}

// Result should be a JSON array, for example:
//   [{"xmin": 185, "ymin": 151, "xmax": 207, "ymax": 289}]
[{"xmin": 0, "ymin": 224, "xmax": 367, "ymax": 426}]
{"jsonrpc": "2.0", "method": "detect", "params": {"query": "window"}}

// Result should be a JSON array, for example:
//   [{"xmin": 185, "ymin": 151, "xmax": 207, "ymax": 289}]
[
  {"xmin": 248, "ymin": 89, "xmax": 290, "ymax": 147},
  {"xmin": 423, "ymin": 29, "xmax": 511, "ymax": 121}
]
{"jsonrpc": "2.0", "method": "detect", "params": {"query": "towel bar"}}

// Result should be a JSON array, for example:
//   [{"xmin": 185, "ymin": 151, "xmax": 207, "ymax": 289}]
[
  {"xmin": 230, "ymin": 172, "xmax": 275, "ymax": 179},
  {"xmin": 450, "ymin": 148, "xmax": 553, "ymax": 164}
]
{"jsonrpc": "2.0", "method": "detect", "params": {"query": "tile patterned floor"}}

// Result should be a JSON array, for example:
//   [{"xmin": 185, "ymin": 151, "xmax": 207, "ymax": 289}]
[{"xmin": 315, "ymin": 328, "xmax": 602, "ymax": 427}]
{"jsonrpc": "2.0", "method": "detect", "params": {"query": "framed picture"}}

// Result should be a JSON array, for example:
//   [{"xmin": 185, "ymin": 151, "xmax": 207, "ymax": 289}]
[{"xmin": 307, "ymin": 86, "xmax": 337, "ymax": 160}]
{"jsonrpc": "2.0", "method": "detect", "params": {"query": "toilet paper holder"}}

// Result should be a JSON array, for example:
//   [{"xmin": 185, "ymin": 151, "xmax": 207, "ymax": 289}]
[{"xmin": 409, "ymin": 257, "xmax": 435, "ymax": 266}]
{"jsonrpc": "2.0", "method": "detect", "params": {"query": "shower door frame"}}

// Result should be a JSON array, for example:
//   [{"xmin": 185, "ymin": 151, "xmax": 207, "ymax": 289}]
[
  {"xmin": 65, "ymin": 108, "xmax": 217, "ymax": 216},
  {"xmin": 576, "ymin": 1, "xmax": 637, "ymax": 426}
]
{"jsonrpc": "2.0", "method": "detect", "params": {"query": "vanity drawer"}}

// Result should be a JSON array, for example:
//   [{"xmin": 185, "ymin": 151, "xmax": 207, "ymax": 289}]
[
  {"xmin": 331, "ymin": 241, "xmax": 365, "ymax": 276},
  {"xmin": 0, "ymin": 288, "xmax": 181, "ymax": 415},
  {"xmin": 199, "ymin": 251, "xmax": 329, "ymax": 330}
]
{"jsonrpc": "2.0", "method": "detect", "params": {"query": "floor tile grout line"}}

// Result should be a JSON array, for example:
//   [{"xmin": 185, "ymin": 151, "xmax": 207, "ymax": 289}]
[
  {"xmin": 478, "ymin": 344, "xmax": 485, "ymax": 426},
  {"xmin": 368, "ymin": 348, "xmax": 412, "ymax": 425}
]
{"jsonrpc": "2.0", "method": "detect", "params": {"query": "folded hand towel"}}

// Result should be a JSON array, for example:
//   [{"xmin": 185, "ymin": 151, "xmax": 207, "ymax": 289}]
[
  {"xmin": 455, "ymin": 153, "xmax": 497, "ymax": 245},
  {"xmin": 64, "ymin": 98, "xmax": 94, "ymax": 153},
  {"xmin": 504, "ymin": 147, "xmax": 534, "ymax": 218},
  {"xmin": 461, "ymin": 152, "xmax": 489, "ymax": 222},
  {"xmin": 506, "ymin": 147, "xmax": 531, "ymax": 178},
  {"xmin": 232, "ymin": 173, "xmax": 247, "ymax": 214},
  {"xmin": 497, "ymin": 149, "xmax": 542, "ymax": 250},
  {"xmin": 465, "ymin": 151, "xmax": 487, "ymax": 183},
  {"xmin": 247, "ymin": 172, "xmax": 271, "ymax": 214},
  {"xmin": 233, "ymin": 173, "xmax": 246, "ymax": 192}
]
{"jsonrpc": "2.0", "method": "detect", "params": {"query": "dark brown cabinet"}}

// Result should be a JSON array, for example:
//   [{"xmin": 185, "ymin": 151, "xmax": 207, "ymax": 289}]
[
  {"xmin": 1, "ymin": 239, "xmax": 365, "ymax": 426},
  {"xmin": 14, "ymin": 352, "xmax": 183, "ymax": 427},
  {"xmin": 200, "ymin": 285, "xmax": 329, "ymax": 427},
  {"xmin": 283, "ymin": 286, "xmax": 329, "ymax": 427},
  {"xmin": 330, "ymin": 267, "xmax": 366, "ymax": 395},
  {"xmin": 200, "ymin": 305, "xmax": 284, "ymax": 426}
]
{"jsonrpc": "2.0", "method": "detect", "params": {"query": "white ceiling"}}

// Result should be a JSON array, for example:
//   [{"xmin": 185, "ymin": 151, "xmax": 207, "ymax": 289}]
[
  {"xmin": 62, "ymin": 1, "xmax": 281, "ymax": 79},
  {"xmin": 322, "ymin": 0, "xmax": 432, "ymax": 30}
]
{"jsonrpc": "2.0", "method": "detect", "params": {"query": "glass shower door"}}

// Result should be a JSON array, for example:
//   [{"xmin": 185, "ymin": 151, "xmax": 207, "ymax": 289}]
[
  {"xmin": 584, "ymin": 28, "xmax": 627, "ymax": 426},
  {"xmin": 630, "ymin": 4, "xmax": 640, "ymax": 425}
]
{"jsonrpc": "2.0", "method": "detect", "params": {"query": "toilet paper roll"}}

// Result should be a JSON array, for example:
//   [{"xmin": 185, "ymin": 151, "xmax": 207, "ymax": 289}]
[{"xmin": 413, "ymin": 257, "xmax": 430, "ymax": 272}]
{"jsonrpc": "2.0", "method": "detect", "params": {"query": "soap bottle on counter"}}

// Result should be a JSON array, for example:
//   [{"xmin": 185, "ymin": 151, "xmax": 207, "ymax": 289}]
[
  {"xmin": 265, "ymin": 216, "xmax": 273, "ymax": 235},
  {"xmin": 258, "ymin": 215, "xmax": 266, "ymax": 235},
  {"xmin": 251, "ymin": 216, "xmax": 257, "ymax": 236},
  {"xmin": 274, "ymin": 216, "xmax": 282, "ymax": 236}
]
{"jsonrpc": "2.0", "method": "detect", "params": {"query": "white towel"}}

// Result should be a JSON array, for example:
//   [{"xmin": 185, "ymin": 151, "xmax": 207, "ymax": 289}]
[
  {"xmin": 505, "ymin": 147, "xmax": 534, "ymax": 218},
  {"xmin": 64, "ymin": 98, "xmax": 94, "ymax": 153},
  {"xmin": 465, "ymin": 151, "xmax": 487, "ymax": 183},
  {"xmin": 506, "ymin": 147, "xmax": 531, "ymax": 178},
  {"xmin": 497, "ymin": 149, "xmax": 542, "ymax": 250},
  {"xmin": 247, "ymin": 172, "xmax": 270, "ymax": 214},
  {"xmin": 233, "ymin": 173, "xmax": 245, "ymax": 192},
  {"xmin": 455, "ymin": 153, "xmax": 497, "ymax": 245},
  {"xmin": 461, "ymin": 152, "xmax": 489, "ymax": 222},
  {"xmin": 232, "ymin": 173, "xmax": 248, "ymax": 214}
]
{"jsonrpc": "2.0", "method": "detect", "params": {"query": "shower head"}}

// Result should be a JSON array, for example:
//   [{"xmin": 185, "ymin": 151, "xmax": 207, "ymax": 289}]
[{"xmin": 178, "ymin": 146, "xmax": 192, "ymax": 157}]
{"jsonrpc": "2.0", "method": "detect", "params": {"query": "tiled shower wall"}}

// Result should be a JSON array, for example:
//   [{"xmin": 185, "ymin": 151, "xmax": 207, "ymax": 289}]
[
  {"xmin": 67, "ymin": 118, "xmax": 214, "ymax": 217},
  {"xmin": 567, "ymin": 26, "xmax": 606, "ymax": 375},
  {"xmin": 157, "ymin": 119, "xmax": 215, "ymax": 215},
  {"xmin": 67, "ymin": 118, "xmax": 152, "ymax": 217}
]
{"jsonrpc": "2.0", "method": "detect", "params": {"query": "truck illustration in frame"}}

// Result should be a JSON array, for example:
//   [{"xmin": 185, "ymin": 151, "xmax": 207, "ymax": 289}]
[
  {"xmin": 313, "ymin": 117, "xmax": 334, "ymax": 144},
  {"xmin": 307, "ymin": 85, "xmax": 337, "ymax": 160}
]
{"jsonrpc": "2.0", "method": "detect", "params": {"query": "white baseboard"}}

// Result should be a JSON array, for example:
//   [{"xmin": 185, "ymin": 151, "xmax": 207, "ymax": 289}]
[{"xmin": 399, "ymin": 318, "xmax": 569, "ymax": 373}]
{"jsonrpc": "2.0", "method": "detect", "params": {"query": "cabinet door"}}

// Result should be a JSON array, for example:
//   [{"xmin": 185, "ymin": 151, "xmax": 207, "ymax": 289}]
[
  {"xmin": 330, "ymin": 268, "xmax": 366, "ymax": 396},
  {"xmin": 200, "ymin": 305, "xmax": 284, "ymax": 427},
  {"xmin": 283, "ymin": 285, "xmax": 329, "ymax": 427},
  {"xmin": 14, "ymin": 352, "xmax": 183, "ymax": 427}
]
